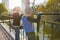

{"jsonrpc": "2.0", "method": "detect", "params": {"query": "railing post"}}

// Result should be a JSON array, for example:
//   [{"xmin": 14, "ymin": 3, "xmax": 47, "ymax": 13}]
[
  {"xmin": 51, "ymin": 23, "xmax": 54, "ymax": 40},
  {"xmin": 39, "ymin": 21, "xmax": 45, "ymax": 40},
  {"xmin": 43, "ymin": 22, "xmax": 45, "ymax": 40},
  {"xmin": 9, "ymin": 19, "xmax": 11, "ymax": 32},
  {"xmin": 37, "ymin": 22, "xmax": 40, "ymax": 40}
]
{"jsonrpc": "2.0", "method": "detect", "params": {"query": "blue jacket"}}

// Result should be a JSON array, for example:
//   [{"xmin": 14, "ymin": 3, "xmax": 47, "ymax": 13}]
[
  {"xmin": 22, "ymin": 13, "xmax": 41, "ymax": 32},
  {"xmin": 22, "ymin": 16, "xmax": 34, "ymax": 32}
]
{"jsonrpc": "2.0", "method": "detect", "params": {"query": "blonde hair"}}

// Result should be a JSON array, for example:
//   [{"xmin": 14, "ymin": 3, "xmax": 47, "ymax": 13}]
[
  {"xmin": 12, "ymin": 7, "xmax": 21, "ymax": 15},
  {"xmin": 13, "ymin": 7, "xmax": 20, "ymax": 11}
]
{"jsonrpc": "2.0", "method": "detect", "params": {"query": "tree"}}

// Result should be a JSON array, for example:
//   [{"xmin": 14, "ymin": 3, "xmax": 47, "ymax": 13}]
[
  {"xmin": 0, "ymin": 3, "xmax": 11, "ymax": 20},
  {"xmin": 46, "ymin": 0, "xmax": 60, "ymax": 13},
  {"xmin": 0, "ymin": 3, "xmax": 8, "ymax": 15}
]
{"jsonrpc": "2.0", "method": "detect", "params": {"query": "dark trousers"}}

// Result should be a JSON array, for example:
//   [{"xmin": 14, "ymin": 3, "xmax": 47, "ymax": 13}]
[
  {"xmin": 26, "ymin": 32, "xmax": 36, "ymax": 40},
  {"xmin": 14, "ymin": 27, "xmax": 20, "ymax": 40}
]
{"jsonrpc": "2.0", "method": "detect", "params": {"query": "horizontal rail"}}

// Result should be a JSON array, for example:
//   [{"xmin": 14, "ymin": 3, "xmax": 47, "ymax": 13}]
[
  {"xmin": 40, "ymin": 21, "xmax": 60, "ymax": 24},
  {"xmin": 1, "ymin": 13, "xmax": 60, "ymax": 16},
  {"xmin": 35, "ymin": 13, "xmax": 60, "ymax": 15},
  {"xmin": 0, "ymin": 20, "xmax": 60, "ymax": 25},
  {"xmin": 0, "ymin": 21, "xmax": 9, "ymax": 23}
]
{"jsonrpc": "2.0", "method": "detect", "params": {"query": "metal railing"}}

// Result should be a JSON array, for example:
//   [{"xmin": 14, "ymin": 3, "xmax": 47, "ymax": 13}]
[
  {"xmin": 0, "ymin": 20, "xmax": 27, "ymax": 40},
  {"xmin": 0, "ymin": 14, "xmax": 60, "ymax": 40},
  {"xmin": 36, "ymin": 13, "xmax": 60, "ymax": 40},
  {"xmin": 37, "ymin": 21, "xmax": 60, "ymax": 40},
  {"xmin": 0, "ymin": 20, "xmax": 14, "ymax": 40}
]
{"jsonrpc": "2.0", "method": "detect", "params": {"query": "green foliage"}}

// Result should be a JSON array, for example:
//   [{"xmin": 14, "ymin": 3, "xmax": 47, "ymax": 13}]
[
  {"xmin": 0, "ymin": 3, "xmax": 8, "ymax": 15},
  {"xmin": 35, "ymin": 5, "xmax": 45, "ymax": 14},
  {"xmin": 46, "ymin": 0, "xmax": 60, "ymax": 14},
  {"xmin": 0, "ymin": 3, "xmax": 10, "ymax": 20}
]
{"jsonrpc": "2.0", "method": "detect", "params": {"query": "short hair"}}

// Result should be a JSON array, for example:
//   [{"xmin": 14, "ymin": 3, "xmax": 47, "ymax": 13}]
[{"xmin": 25, "ymin": 7, "xmax": 32, "ymax": 14}]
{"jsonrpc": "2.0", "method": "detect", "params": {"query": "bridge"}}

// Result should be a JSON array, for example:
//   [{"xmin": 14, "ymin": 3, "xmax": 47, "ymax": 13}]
[
  {"xmin": 0, "ymin": 0, "xmax": 60, "ymax": 40},
  {"xmin": 0, "ymin": 13, "xmax": 60, "ymax": 40}
]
